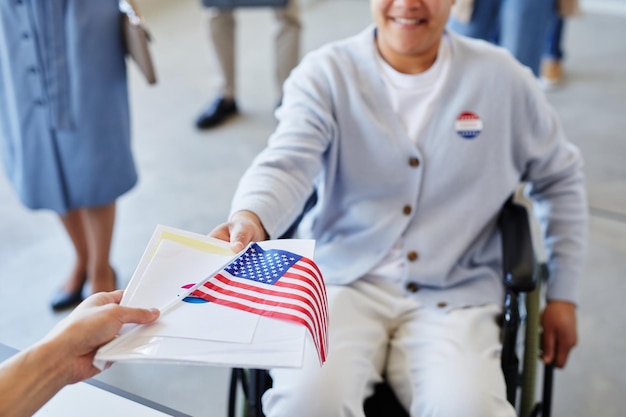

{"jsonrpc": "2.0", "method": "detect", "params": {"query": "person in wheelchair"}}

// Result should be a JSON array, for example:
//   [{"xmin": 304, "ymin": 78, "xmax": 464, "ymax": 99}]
[{"xmin": 209, "ymin": 0, "xmax": 587, "ymax": 416}]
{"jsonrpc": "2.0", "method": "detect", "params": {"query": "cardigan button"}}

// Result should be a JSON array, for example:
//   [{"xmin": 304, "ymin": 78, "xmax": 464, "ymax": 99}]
[
  {"xmin": 408, "ymin": 157, "xmax": 420, "ymax": 168},
  {"xmin": 406, "ymin": 282, "xmax": 420, "ymax": 293},
  {"xmin": 402, "ymin": 205, "xmax": 412, "ymax": 215},
  {"xmin": 437, "ymin": 302, "xmax": 448, "ymax": 308},
  {"xmin": 407, "ymin": 251, "xmax": 419, "ymax": 262}
]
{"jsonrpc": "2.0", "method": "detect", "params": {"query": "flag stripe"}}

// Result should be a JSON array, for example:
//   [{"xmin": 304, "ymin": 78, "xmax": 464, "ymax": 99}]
[
  {"xmin": 293, "ymin": 257, "xmax": 324, "ymax": 285},
  {"xmin": 217, "ymin": 259, "xmax": 328, "ymax": 330},
  {"xmin": 271, "ymin": 269, "xmax": 327, "ymax": 319},
  {"xmin": 194, "ymin": 274, "xmax": 327, "ymax": 351},
  {"xmin": 289, "ymin": 258, "xmax": 327, "ymax": 310},
  {"xmin": 280, "ymin": 262, "xmax": 328, "ymax": 317},
  {"xmin": 206, "ymin": 273, "xmax": 325, "ymax": 334},
  {"xmin": 213, "ymin": 272, "xmax": 327, "ymax": 336},
  {"xmin": 273, "ymin": 277, "xmax": 327, "ymax": 330}
]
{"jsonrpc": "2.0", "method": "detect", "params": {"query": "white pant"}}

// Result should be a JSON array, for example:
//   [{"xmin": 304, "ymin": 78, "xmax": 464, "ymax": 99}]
[
  {"xmin": 205, "ymin": 0, "xmax": 301, "ymax": 99},
  {"xmin": 262, "ymin": 280, "xmax": 516, "ymax": 417}
]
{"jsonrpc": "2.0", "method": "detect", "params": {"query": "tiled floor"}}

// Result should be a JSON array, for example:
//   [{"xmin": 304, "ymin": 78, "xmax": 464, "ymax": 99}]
[{"xmin": 1, "ymin": 1, "xmax": 625, "ymax": 416}]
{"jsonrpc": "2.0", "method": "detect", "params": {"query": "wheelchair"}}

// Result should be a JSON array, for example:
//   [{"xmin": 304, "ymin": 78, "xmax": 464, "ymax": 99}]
[{"xmin": 227, "ymin": 186, "xmax": 555, "ymax": 417}]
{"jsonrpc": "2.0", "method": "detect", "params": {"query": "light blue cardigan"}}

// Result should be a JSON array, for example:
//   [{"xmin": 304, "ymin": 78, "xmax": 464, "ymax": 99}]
[{"xmin": 231, "ymin": 27, "xmax": 587, "ymax": 309}]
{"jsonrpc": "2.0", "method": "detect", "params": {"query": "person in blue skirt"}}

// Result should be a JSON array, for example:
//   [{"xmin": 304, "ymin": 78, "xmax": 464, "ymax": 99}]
[{"xmin": 0, "ymin": 0, "xmax": 137, "ymax": 310}]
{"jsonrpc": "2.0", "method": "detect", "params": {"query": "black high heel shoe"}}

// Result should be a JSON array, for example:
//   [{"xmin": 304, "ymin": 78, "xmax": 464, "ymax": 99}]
[{"xmin": 50, "ymin": 279, "xmax": 85, "ymax": 311}]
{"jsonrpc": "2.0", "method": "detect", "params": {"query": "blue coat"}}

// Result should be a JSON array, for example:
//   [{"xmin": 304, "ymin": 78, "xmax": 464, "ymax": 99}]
[{"xmin": 0, "ymin": 0, "xmax": 137, "ymax": 214}]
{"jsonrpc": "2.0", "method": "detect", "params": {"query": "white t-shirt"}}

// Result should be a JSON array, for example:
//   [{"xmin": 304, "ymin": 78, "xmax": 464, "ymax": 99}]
[{"xmin": 365, "ymin": 36, "xmax": 452, "ymax": 288}]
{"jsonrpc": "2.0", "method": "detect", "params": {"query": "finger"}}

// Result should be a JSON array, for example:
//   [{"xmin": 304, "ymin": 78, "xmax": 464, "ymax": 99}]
[
  {"xmin": 107, "ymin": 289, "xmax": 124, "ymax": 304},
  {"xmin": 231, "ymin": 241, "xmax": 245, "ymax": 253},
  {"xmin": 77, "ymin": 289, "xmax": 124, "ymax": 309},
  {"xmin": 555, "ymin": 344, "xmax": 569, "ymax": 368},
  {"xmin": 118, "ymin": 306, "xmax": 160, "ymax": 325},
  {"xmin": 229, "ymin": 223, "xmax": 254, "ymax": 252},
  {"xmin": 555, "ymin": 333, "xmax": 576, "ymax": 368},
  {"xmin": 209, "ymin": 224, "xmax": 231, "ymax": 241},
  {"xmin": 541, "ymin": 329, "xmax": 555, "ymax": 365}
]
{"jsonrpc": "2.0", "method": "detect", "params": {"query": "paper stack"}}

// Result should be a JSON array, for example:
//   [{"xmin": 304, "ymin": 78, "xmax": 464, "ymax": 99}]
[{"xmin": 94, "ymin": 225, "xmax": 327, "ymax": 370}]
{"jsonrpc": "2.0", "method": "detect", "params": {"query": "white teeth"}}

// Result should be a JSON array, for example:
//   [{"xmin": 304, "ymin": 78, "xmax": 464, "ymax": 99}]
[{"xmin": 395, "ymin": 17, "xmax": 420, "ymax": 24}]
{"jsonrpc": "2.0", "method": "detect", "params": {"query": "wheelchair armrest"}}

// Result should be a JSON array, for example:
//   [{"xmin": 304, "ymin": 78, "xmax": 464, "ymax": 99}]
[{"xmin": 498, "ymin": 195, "xmax": 538, "ymax": 293}]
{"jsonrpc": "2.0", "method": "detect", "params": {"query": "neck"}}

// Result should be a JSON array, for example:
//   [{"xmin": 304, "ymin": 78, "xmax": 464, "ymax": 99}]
[
  {"xmin": 375, "ymin": 35, "xmax": 442, "ymax": 74},
  {"xmin": 388, "ymin": 50, "xmax": 438, "ymax": 74}
]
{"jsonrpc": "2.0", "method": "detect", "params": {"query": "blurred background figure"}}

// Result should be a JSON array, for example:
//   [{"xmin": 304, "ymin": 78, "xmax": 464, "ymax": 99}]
[
  {"xmin": 0, "ymin": 1, "xmax": 137, "ymax": 310},
  {"xmin": 541, "ymin": 0, "xmax": 581, "ymax": 86},
  {"xmin": 195, "ymin": 0, "xmax": 301, "ymax": 129},
  {"xmin": 447, "ymin": 0, "xmax": 554, "ymax": 77}
]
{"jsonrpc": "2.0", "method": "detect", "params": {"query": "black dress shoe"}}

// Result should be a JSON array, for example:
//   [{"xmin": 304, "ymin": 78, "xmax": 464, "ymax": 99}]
[
  {"xmin": 195, "ymin": 96, "xmax": 238, "ymax": 129},
  {"xmin": 50, "ymin": 286, "xmax": 84, "ymax": 311}
]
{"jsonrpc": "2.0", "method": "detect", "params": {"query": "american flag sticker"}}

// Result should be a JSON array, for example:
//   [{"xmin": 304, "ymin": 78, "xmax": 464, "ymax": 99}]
[
  {"xmin": 191, "ymin": 243, "xmax": 329, "ymax": 363},
  {"xmin": 455, "ymin": 111, "xmax": 483, "ymax": 139}
]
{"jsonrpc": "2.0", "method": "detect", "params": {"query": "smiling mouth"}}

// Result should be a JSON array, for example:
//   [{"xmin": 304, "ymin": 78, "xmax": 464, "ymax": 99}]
[{"xmin": 393, "ymin": 17, "xmax": 427, "ymax": 25}]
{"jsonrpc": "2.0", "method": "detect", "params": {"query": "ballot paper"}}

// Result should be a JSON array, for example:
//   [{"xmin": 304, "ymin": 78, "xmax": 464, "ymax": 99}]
[{"xmin": 94, "ymin": 225, "xmax": 327, "ymax": 370}]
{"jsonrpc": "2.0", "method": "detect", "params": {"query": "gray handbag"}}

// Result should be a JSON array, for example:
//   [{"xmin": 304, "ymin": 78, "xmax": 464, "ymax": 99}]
[
  {"xmin": 120, "ymin": 0, "xmax": 157, "ymax": 84},
  {"xmin": 201, "ymin": 0, "xmax": 288, "ymax": 8}
]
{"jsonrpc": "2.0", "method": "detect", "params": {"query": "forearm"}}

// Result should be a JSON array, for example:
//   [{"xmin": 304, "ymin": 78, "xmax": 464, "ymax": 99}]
[
  {"xmin": 0, "ymin": 341, "xmax": 71, "ymax": 417},
  {"xmin": 541, "ymin": 173, "xmax": 588, "ymax": 303},
  {"xmin": 523, "ymin": 109, "xmax": 587, "ymax": 303},
  {"xmin": 230, "ymin": 159, "xmax": 313, "ymax": 236}
]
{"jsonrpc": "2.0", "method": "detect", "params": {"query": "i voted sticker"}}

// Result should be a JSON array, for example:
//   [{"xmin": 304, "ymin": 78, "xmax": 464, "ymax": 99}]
[{"xmin": 455, "ymin": 112, "xmax": 483, "ymax": 139}]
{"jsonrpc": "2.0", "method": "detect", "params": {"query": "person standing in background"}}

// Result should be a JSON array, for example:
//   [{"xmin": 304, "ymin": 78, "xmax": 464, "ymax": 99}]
[
  {"xmin": 0, "ymin": 1, "xmax": 137, "ymax": 310},
  {"xmin": 447, "ymin": 0, "xmax": 554, "ymax": 77},
  {"xmin": 541, "ymin": 0, "xmax": 581, "ymax": 86},
  {"xmin": 195, "ymin": 0, "xmax": 301, "ymax": 129}
]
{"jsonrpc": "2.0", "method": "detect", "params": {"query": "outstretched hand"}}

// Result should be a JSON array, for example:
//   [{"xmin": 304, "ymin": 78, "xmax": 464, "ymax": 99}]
[
  {"xmin": 210, "ymin": 210, "xmax": 268, "ymax": 252},
  {"xmin": 0, "ymin": 290, "xmax": 160, "ymax": 417},
  {"xmin": 43, "ymin": 290, "xmax": 160, "ymax": 384}
]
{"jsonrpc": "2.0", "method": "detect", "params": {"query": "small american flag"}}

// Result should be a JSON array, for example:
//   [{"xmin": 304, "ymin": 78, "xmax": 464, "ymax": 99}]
[{"xmin": 191, "ymin": 242, "xmax": 328, "ymax": 363}]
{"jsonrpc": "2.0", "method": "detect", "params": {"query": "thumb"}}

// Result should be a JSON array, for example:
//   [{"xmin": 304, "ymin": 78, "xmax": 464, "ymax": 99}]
[
  {"xmin": 229, "ymin": 223, "xmax": 255, "ymax": 253},
  {"xmin": 119, "ymin": 306, "xmax": 160, "ymax": 325}
]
